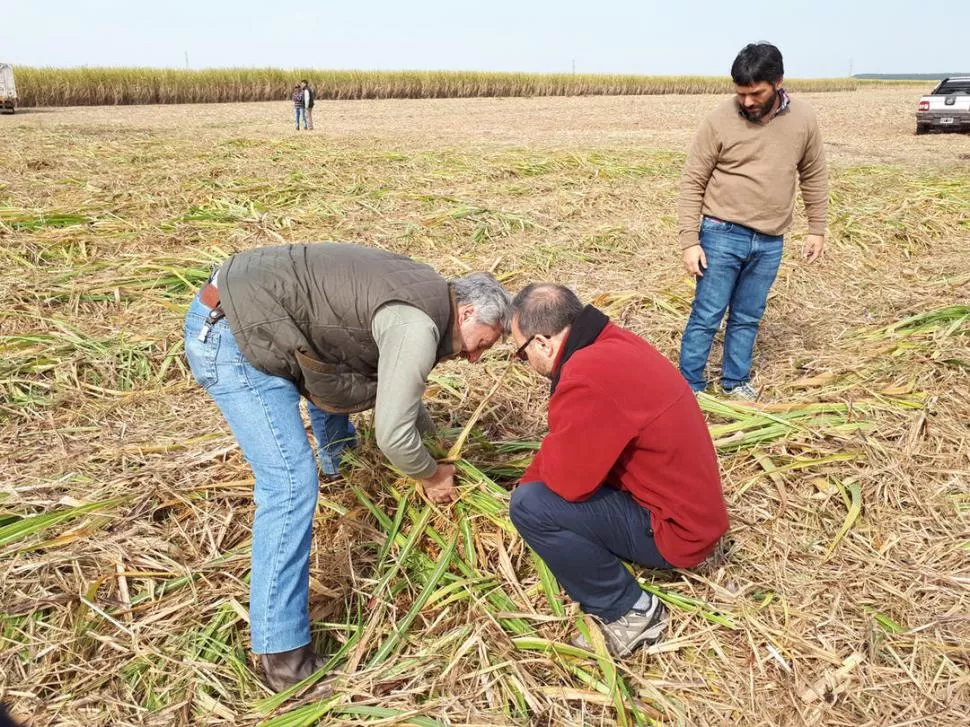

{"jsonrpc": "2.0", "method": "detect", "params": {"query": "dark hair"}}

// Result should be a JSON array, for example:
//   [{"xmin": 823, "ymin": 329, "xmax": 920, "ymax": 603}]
[
  {"xmin": 731, "ymin": 43, "xmax": 784, "ymax": 86},
  {"xmin": 300, "ymin": 79, "xmax": 309, "ymax": 85},
  {"xmin": 512, "ymin": 283, "xmax": 584, "ymax": 338},
  {"xmin": 0, "ymin": 703, "xmax": 26, "ymax": 727}
]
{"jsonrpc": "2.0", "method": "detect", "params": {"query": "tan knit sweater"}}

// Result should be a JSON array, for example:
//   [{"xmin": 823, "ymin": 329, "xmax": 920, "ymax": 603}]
[{"xmin": 677, "ymin": 97, "xmax": 828, "ymax": 250}]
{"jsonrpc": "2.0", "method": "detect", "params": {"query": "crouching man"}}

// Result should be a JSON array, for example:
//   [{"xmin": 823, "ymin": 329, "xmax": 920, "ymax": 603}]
[
  {"xmin": 508, "ymin": 284, "xmax": 729, "ymax": 657},
  {"xmin": 183, "ymin": 242, "xmax": 511, "ymax": 691}
]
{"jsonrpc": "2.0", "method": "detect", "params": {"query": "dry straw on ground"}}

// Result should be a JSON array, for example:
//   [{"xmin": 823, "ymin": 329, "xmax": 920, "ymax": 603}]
[{"xmin": 1, "ymin": 89, "xmax": 968, "ymax": 726}]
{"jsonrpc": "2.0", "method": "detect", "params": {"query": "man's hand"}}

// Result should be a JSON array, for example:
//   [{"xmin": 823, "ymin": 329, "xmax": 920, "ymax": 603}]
[
  {"xmin": 683, "ymin": 245, "xmax": 708, "ymax": 277},
  {"xmin": 801, "ymin": 234, "xmax": 825, "ymax": 263},
  {"xmin": 419, "ymin": 463, "xmax": 456, "ymax": 504}
]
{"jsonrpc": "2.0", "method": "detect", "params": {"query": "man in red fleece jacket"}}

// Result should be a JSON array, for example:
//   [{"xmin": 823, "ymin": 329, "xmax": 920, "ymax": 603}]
[{"xmin": 508, "ymin": 283, "xmax": 729, "ymax": 657}]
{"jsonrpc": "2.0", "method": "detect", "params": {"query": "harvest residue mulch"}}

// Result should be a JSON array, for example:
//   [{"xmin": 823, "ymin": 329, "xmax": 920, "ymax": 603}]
[{"xmin": 1, "ymin": 89, "xmax": 968, "ymax": 726}]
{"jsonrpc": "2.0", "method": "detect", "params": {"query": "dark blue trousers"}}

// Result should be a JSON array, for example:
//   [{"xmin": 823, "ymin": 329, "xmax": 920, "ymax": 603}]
[{"xmin": 509, "ymin": 481, "xmax": 672, "ymax": 622}]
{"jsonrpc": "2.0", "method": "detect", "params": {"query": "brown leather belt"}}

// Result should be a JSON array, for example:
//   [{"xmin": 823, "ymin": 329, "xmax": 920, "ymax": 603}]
[{"xmin": 200, "ymin": 282, "xmax": 220, "ymax": 310}]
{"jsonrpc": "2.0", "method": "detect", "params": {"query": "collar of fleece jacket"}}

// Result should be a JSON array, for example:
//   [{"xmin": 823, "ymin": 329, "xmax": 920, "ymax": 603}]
[{"xmin": 549, "ymin": 305, "xmax": 610, "ymax": 395}]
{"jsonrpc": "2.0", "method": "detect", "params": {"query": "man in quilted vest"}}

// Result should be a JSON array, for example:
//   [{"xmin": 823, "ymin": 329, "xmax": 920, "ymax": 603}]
[{"xmin": 184, "ymin": 242, "xmax": 511, "ymax": 691}]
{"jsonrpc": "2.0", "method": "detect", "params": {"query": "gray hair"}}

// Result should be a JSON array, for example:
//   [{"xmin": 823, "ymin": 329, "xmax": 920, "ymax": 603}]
[{"xmin": 452, "ymin": 272, "xmax": 512, "ymax": 334}]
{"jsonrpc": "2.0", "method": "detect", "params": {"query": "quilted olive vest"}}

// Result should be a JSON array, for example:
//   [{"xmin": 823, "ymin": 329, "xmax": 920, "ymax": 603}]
[{"xmin": 219, "ymin": 243, "xmax": 456, "ymax": 413}]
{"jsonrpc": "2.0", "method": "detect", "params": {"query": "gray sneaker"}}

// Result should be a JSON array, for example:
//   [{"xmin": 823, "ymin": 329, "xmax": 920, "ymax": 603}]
[
  {"xmin": 571, "ymin": 596, "xmax": 667, "ymax": 658},
  {"xmin": 724, "ymin": 382, "xmax": 759, "ymax": 401}
]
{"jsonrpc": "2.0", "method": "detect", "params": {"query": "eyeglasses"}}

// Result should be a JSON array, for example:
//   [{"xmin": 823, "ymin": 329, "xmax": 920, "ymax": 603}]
[{"xmin": 512, "ymin": 335, "xmax": 536, "ymax": 362}]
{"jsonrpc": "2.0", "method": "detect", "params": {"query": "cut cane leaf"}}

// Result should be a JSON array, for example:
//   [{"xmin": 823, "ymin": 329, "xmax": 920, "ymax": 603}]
[
  {"xmin": 823, "ymin": 478, "xmax": 863, "ymax": 561},
  {"xmin": 581, "ymin": 615, "xmax": 630, "ymax": 727},
  {"xmin": 0, "ymin": 497, "xmax": 128, "ymax": 550}
]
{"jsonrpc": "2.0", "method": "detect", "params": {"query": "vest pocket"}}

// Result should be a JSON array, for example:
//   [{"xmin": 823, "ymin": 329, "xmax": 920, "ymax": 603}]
[{"xmin": 294, "ymin": 349, "xmax": 376, "ymax": 414}]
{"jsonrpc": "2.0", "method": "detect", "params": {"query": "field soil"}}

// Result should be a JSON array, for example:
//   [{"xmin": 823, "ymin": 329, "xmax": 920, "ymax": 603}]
[{"xmin": 9, "ymin": 86, "xmax": 969, "ymax": 164}]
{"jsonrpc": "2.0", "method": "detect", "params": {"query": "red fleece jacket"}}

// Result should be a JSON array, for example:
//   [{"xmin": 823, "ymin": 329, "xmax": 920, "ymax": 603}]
[{"xmin": 521, "ymin": 322, "xmax": 728, "ymax": 568}]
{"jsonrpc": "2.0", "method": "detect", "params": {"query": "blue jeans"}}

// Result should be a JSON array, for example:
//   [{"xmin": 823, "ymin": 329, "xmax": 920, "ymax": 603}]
[
  {"xmin": 509, "ymin": 482, "xmax": 671, "ymax": 622},
  {"xmin": 294, "ymin": 106, "xmax": 307, "ymax": 129},
  {"xmin": 183, "ymin": 294, "xmax": 356, "ymax": 653},
  {"xmin": 679, "ymin": 217, "xmax": 784, "ymax": 392}
]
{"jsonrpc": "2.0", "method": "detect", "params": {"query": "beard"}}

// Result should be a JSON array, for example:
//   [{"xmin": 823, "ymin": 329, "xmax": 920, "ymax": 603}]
[{"xmin": 740, "ymin": 88, "xmax": 779, "ymax": 121}]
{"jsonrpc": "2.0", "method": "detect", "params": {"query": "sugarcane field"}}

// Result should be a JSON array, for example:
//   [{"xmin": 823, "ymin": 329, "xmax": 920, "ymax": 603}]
[{"xmin": 1, "ymin": 75, "xmax": 969, "ymax": 727}]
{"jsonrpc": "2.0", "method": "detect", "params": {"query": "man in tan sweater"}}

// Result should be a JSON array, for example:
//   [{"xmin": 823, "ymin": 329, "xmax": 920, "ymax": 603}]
[{"xmin": 677, "ymin": 42, "xmax": 828, "ymax": 399}]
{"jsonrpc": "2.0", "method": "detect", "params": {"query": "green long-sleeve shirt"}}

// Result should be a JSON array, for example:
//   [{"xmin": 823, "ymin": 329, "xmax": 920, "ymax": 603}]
[{"xmin": 370, "ymin": 302, "xmax": 440, "ymax": 480}]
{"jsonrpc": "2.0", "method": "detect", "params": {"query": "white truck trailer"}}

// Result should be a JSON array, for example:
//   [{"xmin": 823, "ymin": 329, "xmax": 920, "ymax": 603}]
[{"xmin": 0, "ymin": 63, "xmax": 18, "ymax": 113}]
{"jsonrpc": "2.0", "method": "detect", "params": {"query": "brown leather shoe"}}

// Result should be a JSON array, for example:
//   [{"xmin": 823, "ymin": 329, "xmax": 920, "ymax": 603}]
[{"xmin": 259, "ymin": 644, "xmax": 327, "ymax": 692}]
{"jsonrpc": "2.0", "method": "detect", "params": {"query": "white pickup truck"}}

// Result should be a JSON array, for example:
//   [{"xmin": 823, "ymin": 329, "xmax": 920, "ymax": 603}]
[
  {"xmin": 0, "ymin": 63, "xmax": 16, "ymax": 113},
  {"xmin": 916, "ymin": 77, "xmax": 970, "ymax": 134}
]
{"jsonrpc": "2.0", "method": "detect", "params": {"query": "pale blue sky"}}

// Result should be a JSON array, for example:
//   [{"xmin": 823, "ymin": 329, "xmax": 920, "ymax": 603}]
[{"xmin": 3, "ymin": 0, "xmax": 966, "ymax": 77}]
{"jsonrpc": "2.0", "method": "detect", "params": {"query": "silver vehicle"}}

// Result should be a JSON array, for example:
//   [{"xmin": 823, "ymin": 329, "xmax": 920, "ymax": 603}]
[
  {"xmin": 0, "ymin": 63, "xmax": 16, "ymax": 114},
  {"xmin": 916, "ymin": 76, "xmax": 970, "ymax": 134}
]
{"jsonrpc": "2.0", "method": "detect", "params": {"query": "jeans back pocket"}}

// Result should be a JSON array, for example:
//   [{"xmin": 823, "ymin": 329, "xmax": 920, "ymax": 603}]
[{"xmin": 184, "ymin": 321, "xmax": 221, "ymax": 390}]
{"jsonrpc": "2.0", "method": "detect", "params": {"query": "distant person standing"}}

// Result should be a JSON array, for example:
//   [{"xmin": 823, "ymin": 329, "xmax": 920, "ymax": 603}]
[
  {"xmin": 677, "ymin": 42, "xmax": 828, "ymax": 400},
  {"xmin": 292, "ymin": 84, "xmax": 307, "ymax": 130},
  {"xmin": 301, "ymin": 79, "xmax": 315, "ymax": 131}
]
